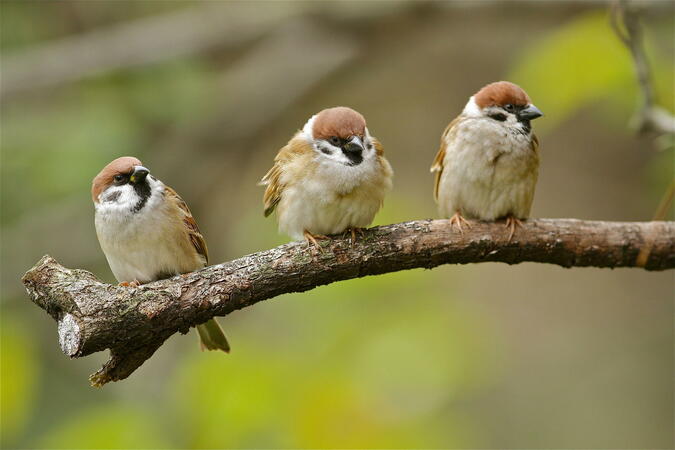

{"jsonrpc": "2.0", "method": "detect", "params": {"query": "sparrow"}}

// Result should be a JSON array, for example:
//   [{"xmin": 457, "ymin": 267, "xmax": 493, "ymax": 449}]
[
  {"xmin": 92, "ymin": 157, "xmax": 229, "ymax": 352},
  {"xmin": 430, "ymin": 81, "xmax": 543, "ymax": 240},
  {"xmin": 260, "ymin": 106, "xmax": 393, "ymax": 247}
]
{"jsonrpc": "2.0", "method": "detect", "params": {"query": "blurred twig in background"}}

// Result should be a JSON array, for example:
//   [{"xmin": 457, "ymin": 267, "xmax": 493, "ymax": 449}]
[
  {"xmin": 0, "ymin": 3, "xmax": 300, "ymax": 98},
  {"xmin": 610, "ymin": 0, "xmax": 675, "ymax": 137},
  {"xmin": 611, "ymin": 0, "xmax": 674, "ymax": 266},
  {"xmin": 0, "ymin": 1, "xmax": 412, "ymax": 100}
]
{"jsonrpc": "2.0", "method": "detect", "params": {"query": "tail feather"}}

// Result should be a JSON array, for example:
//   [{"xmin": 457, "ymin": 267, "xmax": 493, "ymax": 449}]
[{"xmin": 196, "ymin": 319, "xmax": 230, "ymax": 353}]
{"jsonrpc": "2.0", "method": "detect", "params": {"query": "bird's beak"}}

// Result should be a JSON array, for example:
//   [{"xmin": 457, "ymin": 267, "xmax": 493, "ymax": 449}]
[
  {"xmin": 518, "ymin": 104, "xmax": 544, "ymax": 121},
  {"xmin": 130, "ymin": 166, "xmax": 150, "ymax": 184},
  {"xmin": 343, "ymin": 137, "xmax": 364, "ymax": 155}
]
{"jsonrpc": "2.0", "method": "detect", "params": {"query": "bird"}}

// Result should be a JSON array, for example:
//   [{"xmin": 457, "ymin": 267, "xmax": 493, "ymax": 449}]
[
  {"xmin": 430, "ymin": 81, "xmax": 543, "ymax": 240},
  {"xmin": 92, "ymin": 156, "xmax": 230, "ymax": 352},
  {"xmin": 260, "ymin": 106, "xmax": 393, "ymax": 247}
]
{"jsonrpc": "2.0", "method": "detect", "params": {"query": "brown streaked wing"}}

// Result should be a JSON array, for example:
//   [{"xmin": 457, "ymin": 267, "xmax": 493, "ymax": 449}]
[
  {"xmin": 430, "ymin": 117, "xmax": 461, "ymax": 202},
  {"xmin": 371, "ymin": 137, "xmax": 393, "ymax": 189},
  {"xmin": 261, "ymin": 162, "xmax": 283, "ymax": 217},
  {"xmin": 371, "ymin": 136, "xmax": 385, "ymax": 157},
  {"xmin": 164, "ymin": 185, "xmax": 209, "ymax": 264},
  {"xmin": 531, "ymin": 133, "xmax": 540, "ymax": 153},
  {"xmin": 260, "ymin": 137, "xmax": 310, "ymax": 217}
]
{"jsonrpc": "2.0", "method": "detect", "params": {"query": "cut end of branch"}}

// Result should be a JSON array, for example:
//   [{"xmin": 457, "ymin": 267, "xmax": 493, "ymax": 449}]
[{"xmin": 58, "ymin": 313, "xmax": 82, "ymax": 357}]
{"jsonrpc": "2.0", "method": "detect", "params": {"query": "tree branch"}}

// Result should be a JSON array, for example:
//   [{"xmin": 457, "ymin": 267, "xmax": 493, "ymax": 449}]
[{"xmin": 22, "ymin": 219, "xmax": 675, "ymax": 386}]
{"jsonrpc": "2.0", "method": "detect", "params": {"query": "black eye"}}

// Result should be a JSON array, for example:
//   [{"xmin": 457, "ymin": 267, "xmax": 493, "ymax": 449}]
[
  {"xmin": 329, "ymin": 136, "xmax": 340, "ymax": 146},
  {"xmin": 113, "ymin": 174, "xmax": 126, "ymax": 184},
  {"xmin": 504, "ymin": 104, "xmax": 515, "ymax": 112}
]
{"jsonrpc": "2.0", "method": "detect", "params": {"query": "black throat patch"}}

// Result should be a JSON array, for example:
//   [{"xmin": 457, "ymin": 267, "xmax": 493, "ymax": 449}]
[
  {"xmin": 344, "ymin": 152, "xmax": 363, "ymax": 166},
  {"xmin": 131, "ymin": 181, "xmax": 152, "ymax": 213},
  {"xmin": 518, "ymin": 119, "xmax": 532, "ymax": 134}
]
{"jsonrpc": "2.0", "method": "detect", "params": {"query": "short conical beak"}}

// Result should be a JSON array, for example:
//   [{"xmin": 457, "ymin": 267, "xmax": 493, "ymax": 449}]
[
  {"xmin": 343, "ymin": 142, "xmax": 364, "ymax": 155},
  {"xmin": 130, "ymin": 165, "xmax": 150, "ymax": 184},
  {"xmin": 343, "ymin": 136, "xmax": 364, "ymax": 155},
  {"xmin": 518, "ymin": 104, "xmax": 543, "ymax": 121}
]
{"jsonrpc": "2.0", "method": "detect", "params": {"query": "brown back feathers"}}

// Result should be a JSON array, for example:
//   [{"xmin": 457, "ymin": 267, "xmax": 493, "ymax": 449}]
[
  {"xmin": 261, "ymin": 137, "xmax": 314, "ymax": 217},
  {"xmin": 164, "ymin": 186, "xmax": 209, "ymax": 264}
]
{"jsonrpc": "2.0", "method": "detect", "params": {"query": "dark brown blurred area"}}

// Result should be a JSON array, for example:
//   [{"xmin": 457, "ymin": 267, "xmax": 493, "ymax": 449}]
[{"xmin": 1, "ymin": 1, "xmax": 673, "ymax": 448}]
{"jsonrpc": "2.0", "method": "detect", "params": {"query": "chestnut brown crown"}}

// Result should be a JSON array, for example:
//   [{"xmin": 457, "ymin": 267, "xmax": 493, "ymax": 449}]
[
  {"xmin": 312, "ymin": 106, "xmax": 367, "ymax": 141},
  {"xmin": 91, "ymin": 156, "xmax": 143, "ymax": 202},
  {"xmin": 474, "ymin": 81, "xmax": 531, "ymax": 109}
]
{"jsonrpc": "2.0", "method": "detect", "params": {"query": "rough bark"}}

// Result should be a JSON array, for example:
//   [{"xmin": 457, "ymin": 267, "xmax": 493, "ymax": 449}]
[{"xmin": 21, "ymin": 218, "xmax": 675, "ymax": 386}]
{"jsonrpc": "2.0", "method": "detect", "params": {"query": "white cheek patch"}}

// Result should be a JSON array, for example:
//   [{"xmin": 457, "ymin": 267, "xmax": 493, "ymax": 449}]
[
  {"xmin": 316, "ymin": 141, "xmax": 351, "ymax": 165},
  {"xmin": 316, "ymin": 140, "xmax": 341, "ymax": 156},
  {"xmin": 98, "ymin": 184, "xmax": 138, "ymax": 208},
  {"xmin": 101, "ymin": 189, "xmax": 122, "ymax": 203}
]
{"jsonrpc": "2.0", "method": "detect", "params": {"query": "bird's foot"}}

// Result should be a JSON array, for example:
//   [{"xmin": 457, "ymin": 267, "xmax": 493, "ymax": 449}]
[
  {"xmin": 303, "ymin": 230, "xmax": 329, "ymax": 252},
  {"xmin": 449, "ymin": 211, "xmax": 471, "ymax": 234},
  {"xmin": 119, "ymin": 280, "xmax": 141, "ymax": 288},
  {"xmin": 504, "ymin": 216, "xmax": 524, "ymax": 242},
  {"xmin": 343, "ymin": 227, "xmax": 366, "ymax": 245}
]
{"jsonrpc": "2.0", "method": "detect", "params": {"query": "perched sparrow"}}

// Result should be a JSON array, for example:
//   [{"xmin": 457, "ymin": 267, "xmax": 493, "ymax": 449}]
[
  {"xmin": 430, "ymin": 81, "xmax": 543, "ymax": 239},
  {"xmin": 92, "ymin": 157, "xmax": 229, "ymax": 352},
  {"xmin": 260, "ymin": 106, "xmax": 393, "ymax": 246}
]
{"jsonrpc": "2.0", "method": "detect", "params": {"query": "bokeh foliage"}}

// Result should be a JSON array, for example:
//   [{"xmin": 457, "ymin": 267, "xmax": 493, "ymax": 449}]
[
  {"xmin": 1, "ymin": 2, "xmax": 673, "ymax": 449},
  {"xmin": 510, "ymin": 11, "xmax": 674, "ymax": 133}
]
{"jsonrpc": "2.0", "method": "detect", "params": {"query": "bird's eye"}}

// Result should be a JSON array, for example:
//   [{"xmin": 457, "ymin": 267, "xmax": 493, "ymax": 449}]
[
  {"xmin": 113, "ymin": 174, "xmax": 126, "ymax": 184},
  {"xmin": 504, "ymin": 104, "xmax": 515, "ymax": 112},
  {"xmin": 329, "ymin": 136, "xmax": 340, "ymax": 146}
]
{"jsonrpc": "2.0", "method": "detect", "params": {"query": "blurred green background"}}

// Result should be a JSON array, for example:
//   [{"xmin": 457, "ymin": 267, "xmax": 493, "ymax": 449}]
[{"xmin": 1, "ymin": 1, "xmax": 673, "ymax": 448}]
